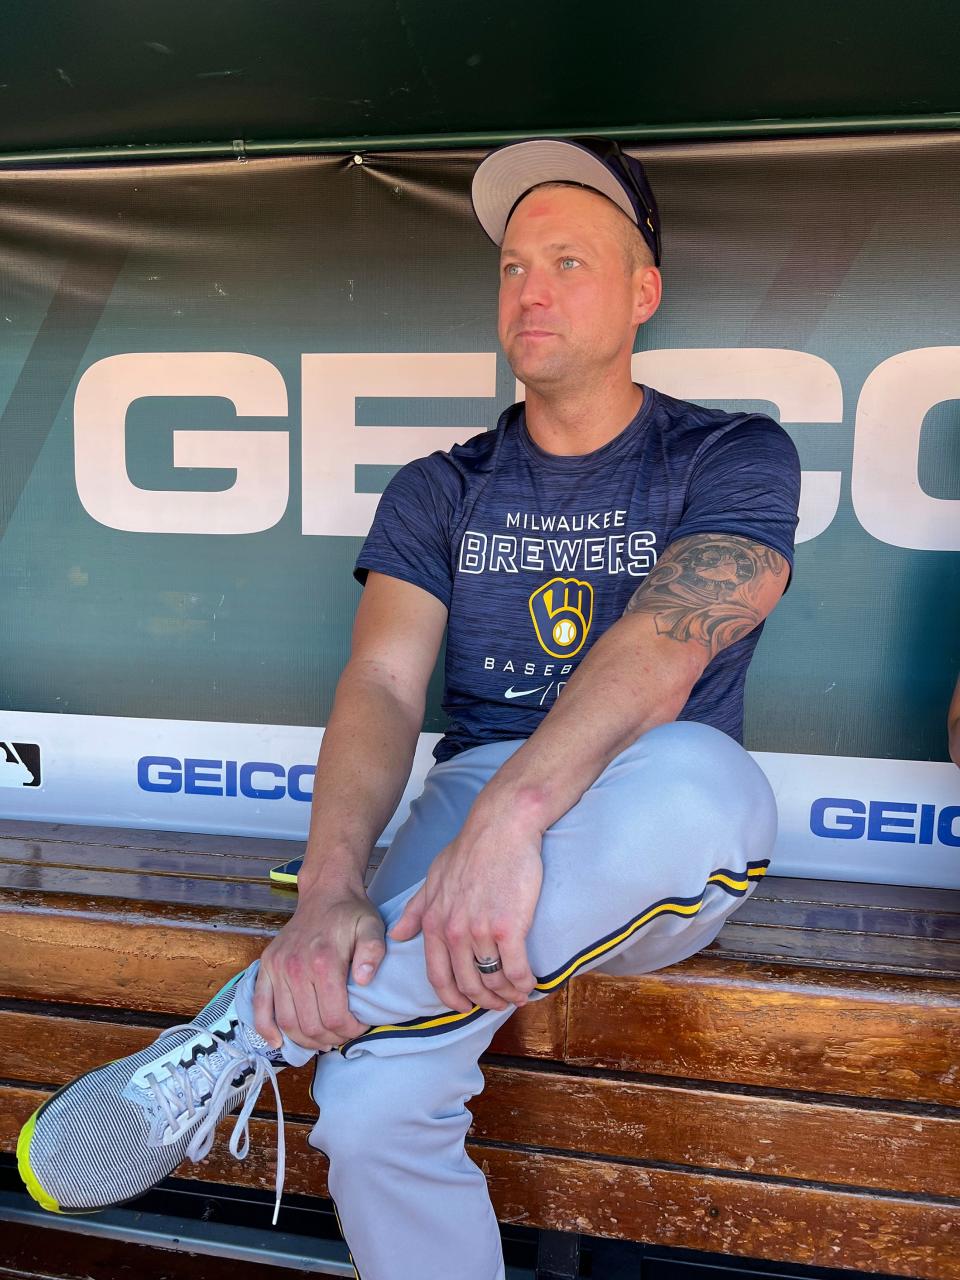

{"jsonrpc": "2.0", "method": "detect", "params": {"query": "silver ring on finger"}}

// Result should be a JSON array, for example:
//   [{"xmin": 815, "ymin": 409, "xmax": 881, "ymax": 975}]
[{"xmin": 474, "ymin": 953, "xmax": 503, "ymax": 974}]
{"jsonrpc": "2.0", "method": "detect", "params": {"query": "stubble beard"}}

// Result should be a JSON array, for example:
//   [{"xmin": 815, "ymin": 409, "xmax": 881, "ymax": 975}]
[{"xmin": 506, "ymin": 336, "xmax": 581, "ymax": 399}]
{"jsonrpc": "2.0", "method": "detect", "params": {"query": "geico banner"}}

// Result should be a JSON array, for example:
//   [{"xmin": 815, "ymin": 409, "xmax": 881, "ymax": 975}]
[
  {"xmin": 0, "ymin": 711, "xmax": 440, "ymax": 850},
  {"xmin": 0, "ymin": 135, "xmax": 958, "ymax": 887},
  {"xmin": 1, "ymin": 711, "xmax": 958, "ymax": 889}
]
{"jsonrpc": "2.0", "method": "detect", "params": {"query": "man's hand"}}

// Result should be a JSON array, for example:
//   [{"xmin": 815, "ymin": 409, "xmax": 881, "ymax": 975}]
[
  {"xmin": 253, "ymin": 884, "xmax": 384, "ymax": 1052},
  {"xmin": 389, "ymin": 820, "xmax": 542, "ymax": 1014}
]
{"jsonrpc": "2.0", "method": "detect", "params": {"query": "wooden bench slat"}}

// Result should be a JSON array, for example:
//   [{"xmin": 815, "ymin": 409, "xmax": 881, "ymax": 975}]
[
  {"xmin": 0, "ymin": 819, "xmax": 386, "ymax": 887},
  {"xmin": 468, "ymin": 1068, "xmax": 960, "ymax": 1199},
  {"xmin": 4, "ymin": 817, "xmax": 957, "ymax": 945},
  {"xmin": 4, "ymin": 856, "xmax": 956, "ymax": 962},
  {"xmin": 730, "ymin": 894, "xmax": 960, "ymax": 942},
  {"xmin": 0, "ymin": 843, "xmax": 293, "ymax": 885},
  {"xmin": 0, "ymin": 883, "xmax": 291, "ymax": 932},
  {"xmin": 0, "ymin": 905, "xmax": 275, "ymax": 1010},
  {"xmin": 2, "ymin": 1086, "xmax": 956, "ymax": 1280},
  {"xmin": 4, "ymin": 818, "xmax": 958, "ymax": 986},
  {"xmin": 4, "ymin": 868, "xmax": 958, "ymax": 981},
  {"xmin": 747, "ymin": 877, "xmax": 960, "ymax": 913},
  {"xmin": 0, "ymin": 864, "xmax": 301, "ymax": 917},
  {"xmin": 0, "ymin": 818, "xmax": 303, "ymax": 860},
  {"xmin": 704, "ymin": 921, "xmax": 960, "ymax": 977},
  {"xmin": 477, "ymin": 1144, "xmax": 960, "ymax": 1280},
  {"xmin": 2, "ymin": 901, "xmax": 957, "ymax": 1099},
  {"xmin": 0, "ymin": 819, "xmax": 950, "ymax": 906},
  {"xmin": 566, "ymin": 968, "xmax": 960, "ymax": 1104},
  {"xmin": 2, "ymin": 1009, "xmax": 957, "ymax": 1198},
  {"xmin": 0, "ymin": 902, "xmax": 563, "ymax": 1057}
]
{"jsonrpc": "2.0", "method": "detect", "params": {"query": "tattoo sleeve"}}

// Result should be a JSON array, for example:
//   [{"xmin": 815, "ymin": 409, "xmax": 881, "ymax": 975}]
[{"xmin": 623, "ymin": 533, "xmax": 788, "ymax": 659}]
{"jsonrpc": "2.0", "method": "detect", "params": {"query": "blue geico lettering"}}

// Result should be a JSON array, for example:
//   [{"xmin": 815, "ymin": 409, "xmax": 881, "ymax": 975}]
[
  {"xmin": 137, "ymin": 756, "xmax": 315, "ymax": 802},
  {"xmin": 810, "ymin": 797, "xmax": 960, "ymax": 846}
]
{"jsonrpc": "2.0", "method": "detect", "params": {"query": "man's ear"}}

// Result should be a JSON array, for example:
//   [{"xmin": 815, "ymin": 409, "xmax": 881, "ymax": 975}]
[{"xmin": 632, "ymin": 265, "xmax": 663, "ymax": 329}]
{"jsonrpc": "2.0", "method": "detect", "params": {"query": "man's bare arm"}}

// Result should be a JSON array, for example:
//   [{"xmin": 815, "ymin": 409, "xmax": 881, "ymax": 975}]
[
  {"xmin": 299, "ymin": 570, "xmax": 450, "ymax": 890},
  {"xmin": 470, "ymin": 533, "xmax": 790, "ymax": 834},
  {"xmin": 623, "ymin": 533, "xmax": 788, "ymax": 650},
  {"xmin": 297, "ymin": 571, "xmax": 448, "ymax": 896},
  {"xmin": 253, "ymin": 571, "xmax": 447, "ymax": 1049}
]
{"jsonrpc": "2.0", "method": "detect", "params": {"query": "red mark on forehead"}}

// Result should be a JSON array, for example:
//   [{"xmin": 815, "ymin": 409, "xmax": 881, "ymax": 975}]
[{"xmin": 517, "ymin": 198, "xmax": 555, "ymax": 219}]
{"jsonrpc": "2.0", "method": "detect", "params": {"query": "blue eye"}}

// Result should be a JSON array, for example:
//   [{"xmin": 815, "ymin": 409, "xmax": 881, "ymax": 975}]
[
  {"xmin": 503, "ymin": 263, "xmax": 522, "ymax": 277},
  {"xmin": 560, "ymin": 258, "xmax": 580, "ymax": 270}
]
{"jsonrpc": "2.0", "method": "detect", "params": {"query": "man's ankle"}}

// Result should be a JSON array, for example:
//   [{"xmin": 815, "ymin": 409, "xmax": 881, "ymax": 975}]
[{"xmin": 233, "ymin": 961, "xmax": 318, "ymax": 1068}]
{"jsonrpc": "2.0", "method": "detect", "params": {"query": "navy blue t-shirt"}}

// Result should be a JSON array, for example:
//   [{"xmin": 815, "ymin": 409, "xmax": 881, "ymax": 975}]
[{"xmin": 355, "ymin": 385, "xmax": 800, "ymax": 762}]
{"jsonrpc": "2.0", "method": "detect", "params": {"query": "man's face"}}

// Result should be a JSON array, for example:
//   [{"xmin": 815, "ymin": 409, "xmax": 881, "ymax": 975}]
[{"xmin": 497, "ymin": 185, "xmax": 653, "ymax": 393}]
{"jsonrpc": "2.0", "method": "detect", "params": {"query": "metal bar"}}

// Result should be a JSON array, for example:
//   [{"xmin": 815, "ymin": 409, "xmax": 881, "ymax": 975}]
[
  {"xmin": 0, "ymin": 1188, "xmax": 538, "ymax": 1278},
  {"xmin": 0, "ymin": 1188, "xmax": 356, "ymax": 1275},
  {"xmin": 1, "ymin": 113, "xmax": 960, "ymax": 167}
]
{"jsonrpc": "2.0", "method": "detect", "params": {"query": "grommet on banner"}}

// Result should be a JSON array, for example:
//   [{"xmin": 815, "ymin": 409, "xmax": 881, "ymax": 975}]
[
  {"xmin": 232, "ymin": 138, "xmax": 248, "ymax": 163},
  {"xmin": 353, "ymin": 154, "xmax": 364, "ymax": 165}
]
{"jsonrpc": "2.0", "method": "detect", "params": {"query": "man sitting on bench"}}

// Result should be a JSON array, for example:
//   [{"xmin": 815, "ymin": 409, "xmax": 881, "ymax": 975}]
[{"xmin": 18, "ymin": 137, "xmax": 800, "ymax": 1280}]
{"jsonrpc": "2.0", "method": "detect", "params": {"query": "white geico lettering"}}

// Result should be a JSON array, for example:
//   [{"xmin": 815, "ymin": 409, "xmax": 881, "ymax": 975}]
[
  {"xmin": 74, "ymin": 353, "xmax": 289, "ymax": 535},
  {"xmin": 75, "ymin": 352, "xmax": 495, "ymax": 539},
  {"xmin": 300, "ymin": 353, "xmax": 496, "ymax": 537},
  {"xmin": 852, "ymin": 348, "xmax": 960, "ymax": 552},
  {"xmin": 74, "ymin": 348, "xmax": 958, "ymax": 549}
]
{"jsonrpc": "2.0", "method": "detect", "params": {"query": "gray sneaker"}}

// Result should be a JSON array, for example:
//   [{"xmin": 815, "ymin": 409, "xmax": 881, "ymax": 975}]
[{"xmin": 18, "ymin": 970, "xmax": 296, "ymax": 1223}]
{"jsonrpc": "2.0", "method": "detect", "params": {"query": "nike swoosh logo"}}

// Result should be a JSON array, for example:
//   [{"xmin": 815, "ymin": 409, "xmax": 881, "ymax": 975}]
[{"xmin": 504, "ymin": 685, "xmax": 547, "ymax": 699}]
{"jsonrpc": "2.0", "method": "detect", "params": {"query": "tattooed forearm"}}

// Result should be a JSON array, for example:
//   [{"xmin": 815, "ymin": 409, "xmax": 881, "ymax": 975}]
[{"xmin": 624, "ymin": 534, "xmax": 788, "ymax": 658}]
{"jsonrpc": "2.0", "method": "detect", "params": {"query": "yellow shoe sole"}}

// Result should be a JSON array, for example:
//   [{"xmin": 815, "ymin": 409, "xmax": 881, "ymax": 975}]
[{"xmin": 16, "ymin": 1105, "xmax": 62, "ymax": 1214}]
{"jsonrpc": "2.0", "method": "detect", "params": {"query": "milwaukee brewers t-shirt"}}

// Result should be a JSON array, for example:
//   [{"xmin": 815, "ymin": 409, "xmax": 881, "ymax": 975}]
[{"xmin": 355, "ymin": 385, "xmax": 800, "ymax": 762}]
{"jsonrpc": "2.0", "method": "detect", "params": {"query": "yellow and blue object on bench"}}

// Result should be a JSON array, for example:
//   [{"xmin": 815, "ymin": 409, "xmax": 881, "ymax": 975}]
[{"xmin": 269, "ymin": 856, "xmax": 303, "ymax": 886}]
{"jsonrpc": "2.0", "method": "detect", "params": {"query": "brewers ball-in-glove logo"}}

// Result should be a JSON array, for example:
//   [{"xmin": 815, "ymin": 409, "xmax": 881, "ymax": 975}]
[{"xmin": 529, "ymin": 577, "xmax": 594, "ymax": 658}]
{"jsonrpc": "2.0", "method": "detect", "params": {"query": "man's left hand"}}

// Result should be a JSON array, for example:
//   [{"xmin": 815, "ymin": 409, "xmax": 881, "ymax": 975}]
[{"xmin": 388, "ymin": 821, "xmax": 542, "ymax": 1014}]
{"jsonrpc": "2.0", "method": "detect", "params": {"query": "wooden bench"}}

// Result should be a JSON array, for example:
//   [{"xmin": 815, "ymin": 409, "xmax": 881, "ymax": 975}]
[{"xmin": 0, "ymin": 817, "xmax": 957, "ymax": 1279}]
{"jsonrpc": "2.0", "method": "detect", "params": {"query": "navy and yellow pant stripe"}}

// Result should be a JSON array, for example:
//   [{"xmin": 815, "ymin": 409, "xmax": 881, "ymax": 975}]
[{"xmin": 339, "ymin": 857, "xmax": 768, "ymax": 1054}]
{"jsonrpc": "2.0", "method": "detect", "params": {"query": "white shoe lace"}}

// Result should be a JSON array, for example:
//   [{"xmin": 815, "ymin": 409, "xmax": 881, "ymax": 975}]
[{"xmin": 144, "ymin": 1022, "xmax": 287, "ymax": 1224}]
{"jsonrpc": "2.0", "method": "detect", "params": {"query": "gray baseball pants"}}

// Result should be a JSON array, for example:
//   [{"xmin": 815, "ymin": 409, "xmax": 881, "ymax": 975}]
[{"xmin": 235, "ymin": 721, "xmax": 778, "ymax": 1280}]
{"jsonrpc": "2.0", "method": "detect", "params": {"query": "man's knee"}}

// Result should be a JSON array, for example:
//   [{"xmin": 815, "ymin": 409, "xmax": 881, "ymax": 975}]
[
  {"xmin": 613, "ymin": 721, "xmax": 777, "ymax": 853},
  {"xmin": 629, "ymin": 720, "xmax": 740, "ymax": 773},
  {"xmin": 631, "ymin": 721, "xmax": 765, "ymax": 793}
]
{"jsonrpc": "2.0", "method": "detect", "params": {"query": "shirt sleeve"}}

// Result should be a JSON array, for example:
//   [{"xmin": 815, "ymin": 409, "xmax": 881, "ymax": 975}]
[
  {"xmin": 353, "ymin": 455, "xmax": 457, "ymax": 607},
  {"xmin": 669, "ymin": 414, "xmax": 801, "ymax": 570}
]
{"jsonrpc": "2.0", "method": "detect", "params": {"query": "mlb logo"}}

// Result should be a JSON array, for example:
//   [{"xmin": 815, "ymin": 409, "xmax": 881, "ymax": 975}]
[{"xmin": 0, "ymin": 741, "xmax": 41, "ymax": 788}]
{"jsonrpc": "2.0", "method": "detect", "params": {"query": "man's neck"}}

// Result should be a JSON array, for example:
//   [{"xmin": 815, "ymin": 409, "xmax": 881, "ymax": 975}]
[{"xmin": 523, "ymin": 378, "xmax": 644, "ymax": 456}]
